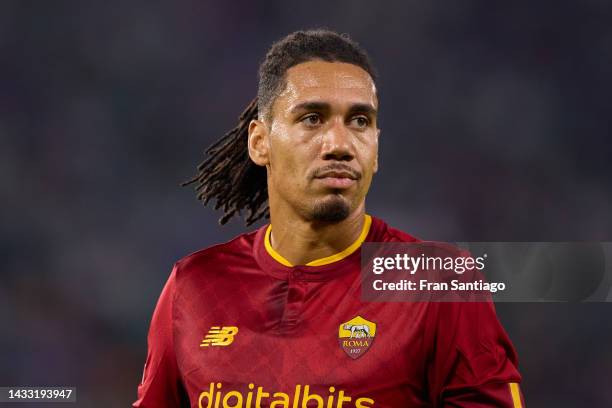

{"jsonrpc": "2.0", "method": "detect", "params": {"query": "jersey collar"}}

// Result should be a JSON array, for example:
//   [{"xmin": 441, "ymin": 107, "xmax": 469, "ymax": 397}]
[{"xmin": 253, "ymin": 214, "xmax": 374, "ymax": 281}]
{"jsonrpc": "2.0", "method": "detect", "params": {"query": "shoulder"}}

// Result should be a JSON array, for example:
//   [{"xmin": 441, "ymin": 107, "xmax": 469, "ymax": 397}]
[
  {"xmin": 173, "ymin": 226, "xmax": 262, "ymax": 279},
  {"xmin": 370, "ymin": 215, "xmax": 471, "ymax": 257},
  {"xmin": 369, "ymin": 214, "xmax": 421, "ymax": 243}
]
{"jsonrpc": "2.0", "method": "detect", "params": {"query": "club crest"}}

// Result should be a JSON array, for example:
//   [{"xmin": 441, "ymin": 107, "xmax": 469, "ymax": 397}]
[{"xmin": 338, "ymin": 316, "xmax": 376, "ymax": 359}]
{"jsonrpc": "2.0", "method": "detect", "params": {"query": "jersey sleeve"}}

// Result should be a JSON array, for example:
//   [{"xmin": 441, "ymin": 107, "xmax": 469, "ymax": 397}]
[
  {"xmin": 426, "ymin": 300, "xmax": 526, "ymax": 407},
  {"xmin": 133, "ymin": 264, "xmax": 189, "ymax": 408}
]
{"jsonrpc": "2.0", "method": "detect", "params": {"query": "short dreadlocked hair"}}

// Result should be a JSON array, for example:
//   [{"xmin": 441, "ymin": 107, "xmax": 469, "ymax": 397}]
[{"xmin": 182, "ymin": 29, "xmax": 377, "ymax": 226}]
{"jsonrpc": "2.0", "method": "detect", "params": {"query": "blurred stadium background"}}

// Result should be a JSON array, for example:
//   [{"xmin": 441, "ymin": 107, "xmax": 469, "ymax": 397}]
[{"xmin": 1, "ymin": 1, "xmax": 611, "ymax": 406}]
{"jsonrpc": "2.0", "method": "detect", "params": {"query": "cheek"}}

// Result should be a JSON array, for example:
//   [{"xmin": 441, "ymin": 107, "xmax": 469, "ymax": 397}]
[
  {"xmin": 268, "ymin": 126, "xmax": 312, "ymax": 187},
  {"xmin": 357, "ymin": 137, "xmax": 379, "ymax": 173}
]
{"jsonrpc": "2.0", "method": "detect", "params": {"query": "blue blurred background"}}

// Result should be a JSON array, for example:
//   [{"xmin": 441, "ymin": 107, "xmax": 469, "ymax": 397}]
[{"xmin": 1, "ymin": 0, "xmax": 611, "ymax": 406}]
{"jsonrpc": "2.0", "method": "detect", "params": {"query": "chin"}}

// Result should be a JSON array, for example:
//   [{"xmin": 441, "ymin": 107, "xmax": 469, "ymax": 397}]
[{"xmin": 310, "ymin": 195, "xmax": 351, "ymax": 222}]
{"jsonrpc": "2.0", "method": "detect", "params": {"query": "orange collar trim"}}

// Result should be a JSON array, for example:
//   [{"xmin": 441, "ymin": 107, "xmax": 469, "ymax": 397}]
[{"xmin": 264, "ymin": 214, "xmax": 372, "ymax": 267}]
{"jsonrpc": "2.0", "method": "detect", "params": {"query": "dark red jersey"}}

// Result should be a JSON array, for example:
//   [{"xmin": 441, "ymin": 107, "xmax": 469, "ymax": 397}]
[{"xmin": 134, "ymin": 215, "xmax": 525, "ymax": 408}]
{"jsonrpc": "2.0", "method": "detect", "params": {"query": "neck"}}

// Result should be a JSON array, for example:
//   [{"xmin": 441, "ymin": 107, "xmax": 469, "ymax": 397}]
[{"xmin": 268, "ymin": 202, "xmax": 367, "ymax": 266}]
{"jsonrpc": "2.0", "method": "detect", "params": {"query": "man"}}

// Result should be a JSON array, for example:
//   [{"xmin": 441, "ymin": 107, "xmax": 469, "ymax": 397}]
[{"xmin": 134, "ymin": 29, "xmax": 525, "ymax": 407}]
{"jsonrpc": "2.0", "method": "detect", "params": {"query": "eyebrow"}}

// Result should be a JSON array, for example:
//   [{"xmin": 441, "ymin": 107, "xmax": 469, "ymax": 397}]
[{"xmin": 289, "ymin": 101, "xmax": 378, "ymax": 116}]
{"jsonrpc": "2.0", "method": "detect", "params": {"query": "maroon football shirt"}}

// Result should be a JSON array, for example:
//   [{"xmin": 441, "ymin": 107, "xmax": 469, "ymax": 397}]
[{"xmin": 134, "ymin": 215, "xmax": 525, "ymax": 407}]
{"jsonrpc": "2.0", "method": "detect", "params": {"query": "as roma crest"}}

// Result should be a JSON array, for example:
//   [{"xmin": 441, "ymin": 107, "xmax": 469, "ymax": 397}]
[{"xmin": 338, "ymin": 316, "xmax": 376, "ymax": 359}]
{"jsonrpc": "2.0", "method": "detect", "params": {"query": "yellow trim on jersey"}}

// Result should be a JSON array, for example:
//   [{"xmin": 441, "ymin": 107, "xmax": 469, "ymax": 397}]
[
  {"xmin": 509, "ymin": 383, "xmax": 522, "ymax": 408},
  {"xmin": 264, "ymin": 214, "xmax": 372, "ymax": 267},
  {"xmin": 306, "ymin": 215, "xmax": 372, "ymax": 266},
  {"xmin": 264, "ymin": 224, "xmax": 293, "ymax": 267}
]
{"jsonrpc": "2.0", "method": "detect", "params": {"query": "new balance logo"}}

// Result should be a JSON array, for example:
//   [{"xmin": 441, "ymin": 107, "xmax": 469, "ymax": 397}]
[{"xmin": 200, "ymin": 326, "xmax": 239, "ymax": 347}]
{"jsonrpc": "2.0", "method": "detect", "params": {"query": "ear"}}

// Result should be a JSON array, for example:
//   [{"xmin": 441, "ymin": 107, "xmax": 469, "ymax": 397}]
[
  {"xmin": 373, "ymin": 128, "xmax": 380, "ymax": 173},
  {"xmin": 248, "ymin": 119, "xmax": 270, "ymax": 166}
]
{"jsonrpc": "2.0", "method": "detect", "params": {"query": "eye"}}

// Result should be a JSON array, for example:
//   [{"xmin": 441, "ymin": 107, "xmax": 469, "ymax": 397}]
[
  {"xmin": 301, "ymin": 113, "xmax": 322, "ymax": 127},
  {"xmin": 351, "ymin": 115, "xmax": 370, "ymax": 128}
]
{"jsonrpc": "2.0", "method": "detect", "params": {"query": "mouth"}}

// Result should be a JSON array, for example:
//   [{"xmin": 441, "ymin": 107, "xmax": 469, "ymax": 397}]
[
  {"xmin": 315, "ymin": 176, "xmax": 356, "ymax": 189},
  {"xmin": 313, "ymin": 170, "xmax": 360, "ymax": 189}
]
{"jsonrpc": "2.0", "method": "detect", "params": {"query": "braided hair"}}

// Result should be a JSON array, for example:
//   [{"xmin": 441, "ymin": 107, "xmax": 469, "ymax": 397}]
[{"xmin": 182, "ymin": 29, "xmax": 377, "ymax": 225}]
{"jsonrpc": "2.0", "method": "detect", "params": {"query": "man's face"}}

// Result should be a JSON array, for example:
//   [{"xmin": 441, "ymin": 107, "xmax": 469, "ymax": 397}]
[{"xmin": 250, "ymin": 60, "xmax": 379, "ymax": 223}]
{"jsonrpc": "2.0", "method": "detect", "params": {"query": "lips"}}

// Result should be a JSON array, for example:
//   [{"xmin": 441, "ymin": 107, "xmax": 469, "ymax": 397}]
[
  {"xmin": 313, "ymin": 167, "xmax": 360, "ymax": 189},
  {"xmin": 315, "ymin": 177, "xmax": 356, "ymax": 189},
  {"xmin": 316, "ymin": 170, "xmax": 358, "ymax": 180}
]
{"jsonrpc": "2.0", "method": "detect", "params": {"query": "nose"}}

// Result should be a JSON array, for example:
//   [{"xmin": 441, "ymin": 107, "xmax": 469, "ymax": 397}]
[{"xmin": 321, "ymin": 118, "xmax": 354, "ymax": 161}]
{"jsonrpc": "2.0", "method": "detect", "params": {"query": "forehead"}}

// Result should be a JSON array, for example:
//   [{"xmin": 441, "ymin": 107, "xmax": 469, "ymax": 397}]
[{"xmin": 278, "ymin": 60, "xmax": 378, "ymax": 109}]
